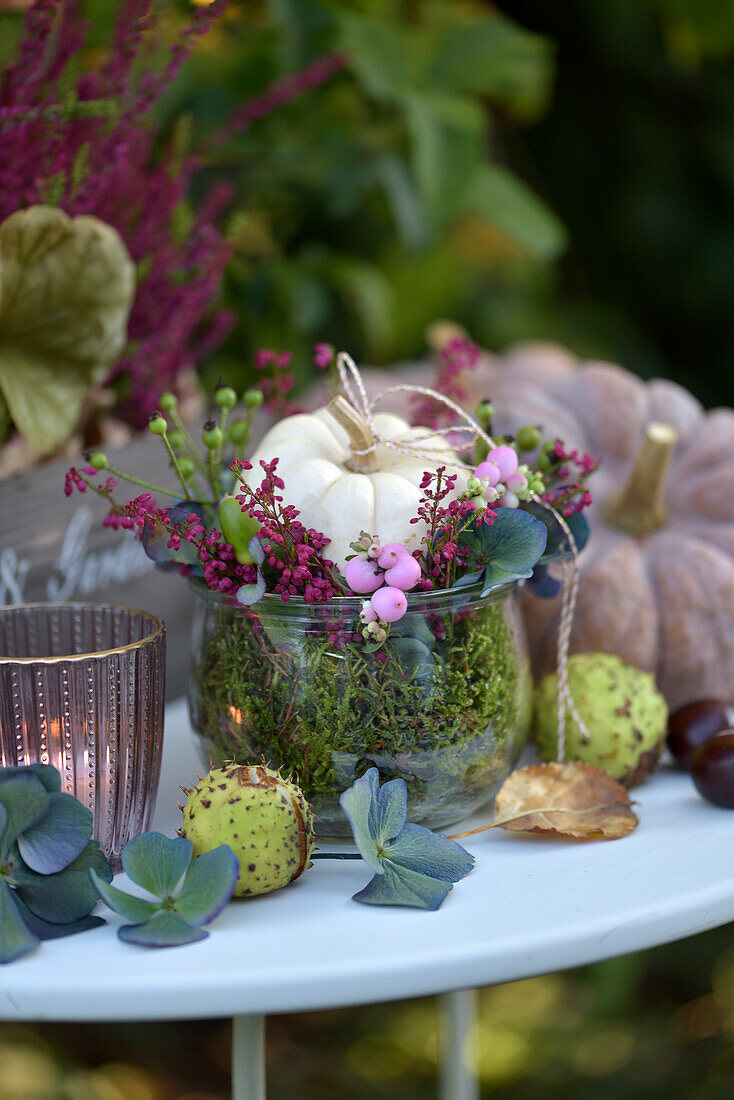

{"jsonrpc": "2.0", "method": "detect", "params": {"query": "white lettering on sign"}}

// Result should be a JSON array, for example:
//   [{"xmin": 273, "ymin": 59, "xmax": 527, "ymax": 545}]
[
  {"xmin": 0, "ymin": 548, "xmax": 29, "ymax": 604},
  {"xmin": 0, "ymin": 505, "xmax": 153, "ymax": 605},
  {"xmin": 46, "ymin": 507, "xmax": 153, "ymax": 600}
]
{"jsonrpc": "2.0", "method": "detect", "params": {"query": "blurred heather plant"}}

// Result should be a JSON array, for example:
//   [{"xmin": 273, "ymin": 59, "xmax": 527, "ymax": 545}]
[{"xmin": 0, "ymin": 0, "xmax": 344, "ymax": 444}]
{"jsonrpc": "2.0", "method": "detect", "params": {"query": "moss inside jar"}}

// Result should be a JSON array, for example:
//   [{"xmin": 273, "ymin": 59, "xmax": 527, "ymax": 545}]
[{"xmin": 188, "ymin": 577, "xmax": 532, "ymax": 835}]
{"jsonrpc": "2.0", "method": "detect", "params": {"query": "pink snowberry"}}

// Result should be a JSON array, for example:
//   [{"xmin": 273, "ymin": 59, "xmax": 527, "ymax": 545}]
[
  {"xmin": 360, "ymin": 600, "xmax": 378, "ymax": 623},
  {"xmin": 474, "ymin": 460, "xmax": 502, "ymax": 487},
  {"xmin": 384, "ymin": 554, "xmax": 421, "ymax": 591},
  {"xmin": 505, "ymin": 470, "xmax": 528, "ymax": 494},
  {"xmin": 377, "ymin": 542, "xmax": 410, "ymax": 569},
  {"xmin": 345, "ymin": 557, "xmax": 384, "ymax": 594},
  {"xmin": 370, "ymin": 586, "xmax": 408, "ymax": 623},
  {"xmin": 485, "ymin": 445, "xmax": 518, "ymax": 481}
]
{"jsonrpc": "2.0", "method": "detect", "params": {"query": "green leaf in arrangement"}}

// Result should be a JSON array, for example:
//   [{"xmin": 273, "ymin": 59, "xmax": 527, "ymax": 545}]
[{"xmin": 0, "ymin": 205, "xmax": 135, "ymax": 453}]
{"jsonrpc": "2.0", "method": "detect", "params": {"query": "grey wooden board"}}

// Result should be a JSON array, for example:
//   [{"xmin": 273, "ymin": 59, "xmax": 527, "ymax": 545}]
[{"xmin": 0, "ymin": 435, "xmax": 194, "ymax": 699}]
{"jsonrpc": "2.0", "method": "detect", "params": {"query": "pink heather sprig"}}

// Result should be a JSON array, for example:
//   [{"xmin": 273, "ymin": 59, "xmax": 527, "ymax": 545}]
[
  {"xmin": 64, "ymin": 469, "xmax": 255, "ymax": 596},
  {"xmin": 253, "ymin": 350, "xmax": 302, "ymax": 418},
  {"xmin": 410, "ymin": 467, "xmax": 496, "ymax": 589},
  {"xmin": 232, "ymin": 458, "xmax": 343, "ymax": 604},
  {"xmin": 412, "ymin": 336, "xmax": 481, "ymax": 430},
  {"xmin": 541, "ymin": 442, "xmax": 599, "ymax": 516}
]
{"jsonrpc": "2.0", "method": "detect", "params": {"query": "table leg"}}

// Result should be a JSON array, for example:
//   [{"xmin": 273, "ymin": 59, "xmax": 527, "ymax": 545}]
[
  {"xmin": 438, "ymin": 990, "xmax": 479, "ymax": 1100},
  {"xmin": 232, "ymin": 1014, "xmax": 266, "ymax": 1100}
]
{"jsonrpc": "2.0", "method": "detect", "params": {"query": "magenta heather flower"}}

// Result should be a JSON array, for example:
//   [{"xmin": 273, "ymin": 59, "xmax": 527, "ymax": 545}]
[
  {"xmin": 1, "ymin": 2, "xmax": 344, "ymax": 427},
  {"xmin": 412, "ymin": 336, "xmax": 481, "ymax": 429},
  {"xmin": 313, "ymin": 343, "xmax": 335, "ymax": 370}
]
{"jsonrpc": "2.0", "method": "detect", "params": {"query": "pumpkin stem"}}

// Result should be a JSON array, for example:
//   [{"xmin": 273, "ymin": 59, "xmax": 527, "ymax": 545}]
[
  {"xmin": 327, "ymin": 395, "xmax": 380, "ymax": 473},
  {"xmin": 604, "ymin": 421, "xmax": 677, "ymax": 535}
]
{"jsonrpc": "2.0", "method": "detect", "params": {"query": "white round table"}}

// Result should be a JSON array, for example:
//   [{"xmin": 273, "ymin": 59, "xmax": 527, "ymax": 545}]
[{"xmin": 2, "ymin": 699, "xmax": 734, "ymax": 1098}]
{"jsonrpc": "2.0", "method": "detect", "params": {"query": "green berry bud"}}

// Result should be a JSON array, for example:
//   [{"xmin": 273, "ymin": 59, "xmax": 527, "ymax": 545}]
[
  {"xmin": 159, "ymin": 392, "xmax": 177, "ymax": 412},
  {"xmin": 215, "ymin": 385, "xmax": 237, "ymax": 409},
  {"xmin": 475, "ymin": 400, "xmax": 494, "ymax": 427},
  {"xmin": 537, "ymin": 440, "xmax": 559, "ymax": 472},
  {"xmin": 228, "ymin": 419, "xmax": 248, "ymax": 445},
  {"xmin": 88, "ymin": 452, "xmax": 109, "ymax": 470},
  {"xmin": 178, "ymin": 458, "xmax": 195, "ymax": 480},
  {"xmin": 149, "ymin": 415, "xmax": 168, "ymax": 437},
  {"xmin": 517, "ymin": 425, "xmax": 542, "ymax": 452},
  {"xmin": 243, "ymin": 388, "xmax": 264, "ymax": 409},
  {"xmin": 168, "ymin": 429, "xmax": 184, "ymax": 451},
  {"xmin": 202, "ymin": 423, "xmax": 223, "ymax": 449}
]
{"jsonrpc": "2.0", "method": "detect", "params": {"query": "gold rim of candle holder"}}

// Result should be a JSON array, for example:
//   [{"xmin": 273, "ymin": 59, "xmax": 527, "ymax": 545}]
[{"xmin": 0, "ymin": 602, "xmax": 165, "ymax": 664}]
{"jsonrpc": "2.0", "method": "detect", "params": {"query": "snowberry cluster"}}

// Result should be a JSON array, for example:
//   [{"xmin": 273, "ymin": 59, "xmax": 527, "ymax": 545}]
[
  {"xmin": 468, "ymin": 445, "xmax": 541, "ymax": 509},
  {"xmin": 344, "ymin": 534, "xmax": 422, "ymax": 643}
]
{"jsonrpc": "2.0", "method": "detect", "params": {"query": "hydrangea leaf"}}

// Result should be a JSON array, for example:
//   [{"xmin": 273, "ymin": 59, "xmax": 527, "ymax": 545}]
[
  {"xmin": 236, "ymin": 572, "xmax": 266, "ymax": 607},
  {"xmin": 118, "ymin": 909, "xmax": 208, "ymax": 948},
  {"xmin": 457, "ymin": 508, "xmax": 547, "ymax": 594},
  {"xmin": 17, "ymin": 791, "xmax": 93, "ymax": 875},
  {"xmin": 0, "ymin": 773, "xmax": 49, "ymax": 859},
  {"xmin": 382, "ymin": 823, "xmax": 475, "ymax": 882},
  {"xmin": 339, "ymin": 769, "xmax": 407, "ymax": 875},
  {"xmin": 523, "ymin": 503, "xmax": 590, "ymax": 564},
  {"xmin": 141, "ymin": 505, "xmax": 202, "ymax": 570},
  {"xmin": 340, "ymin": 768, "xmax": 474, "ymax": 909},
  {"xmin": 89, "ymin": 870, "xmax": 161, "ymax": 924},
  {"xmin": 0, "ymin": 206, "xmax": 135, "ymax": 453},
  {"xmin": 353, "ymin": 863, "xmax": 453, "ymax": 911},
  {"xmin": 0, "ymin": 879, "xmax": 39, "ymax": 964},
  {"xmin": 173, "ymin": 845, "xmax": 239, "ymax": 926},
  {"xmin": 247, "ymin": 536, "xmax": 265, "ymax": 566},
  {"xmin": 121, "ymin": 833, "xmax": 193, "ymax": 899},
  {"xmin": 0, "ymin": 763, "xmax": 61, "ymax": 793},
  {"xmin": 11, "ymin": 895, "xmax": 104, "ymax": 942},
  {"xmin": 13, "ymin": 841, "xmax": 111, "ymax": 924}
]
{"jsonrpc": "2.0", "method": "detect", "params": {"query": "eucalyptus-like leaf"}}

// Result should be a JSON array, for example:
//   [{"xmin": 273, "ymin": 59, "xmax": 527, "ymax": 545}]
[
  {"xmin": 0, "ymin": 773, "xmax": 49, "ymax": 859},
  {"xmin": 118, "ymin": 909, "xmax": 208, "ymax": 948},
  {"xmin": 174, "ymin": 846, "xmax": 239, "ymax": 926},
  {"xmin": 339, "ymin": 768, "xmax": 474, "ymax": 909},
  {"xmin": 121, "ymin": 833, "xmax": 193, "ymax": 899},
  {"xmin": 12, "ymin": 841, "xmax": 111, "ymax": 924},
  {"xmin": 0, "ymin": 880, "xmax": 39, "ymax": 964},
  {"xmin": 17, "ymin": 791, "xmax": 92, "ymax": 875},
  {"xmin": 236, "ymin": 572, "xmax": 266, "ymax": 606},
  {"xmin": 0, "ymin": 206, "xmax": 135, "ymax": 452},
  {"xmin": 89, "ymin": 871, "xmax": 161, "ymax": 924}
]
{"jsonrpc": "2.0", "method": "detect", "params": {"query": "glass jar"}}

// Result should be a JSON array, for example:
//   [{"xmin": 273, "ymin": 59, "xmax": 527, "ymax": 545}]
[{"xmin": 188, "ymin": 579, "xmax": 531, "ymax": 835}]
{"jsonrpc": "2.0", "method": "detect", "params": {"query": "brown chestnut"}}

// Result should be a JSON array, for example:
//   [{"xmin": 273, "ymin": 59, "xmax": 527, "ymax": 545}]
[
  {"xmin": 667, "ymin": 699, "xmax": 734, "ymax": 768},
  {"xmin": 691, "ymin": 732, "xmax": 734, "ymax": 808}
]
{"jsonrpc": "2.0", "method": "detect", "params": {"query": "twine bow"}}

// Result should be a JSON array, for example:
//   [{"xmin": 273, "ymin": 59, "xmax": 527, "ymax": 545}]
[{"xmin": 333, "ymin": 351, "xmax": 589, "ymax": 759}]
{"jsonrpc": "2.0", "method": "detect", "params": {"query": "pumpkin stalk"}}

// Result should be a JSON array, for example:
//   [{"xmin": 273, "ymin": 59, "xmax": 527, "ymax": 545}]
[
  {"xmin": 327, "ymin": 395, "xmax": 380, "ymax": 473},
  {"xmin": 605, "ymin": 421, "xmax": 677, "ymax": 535}
]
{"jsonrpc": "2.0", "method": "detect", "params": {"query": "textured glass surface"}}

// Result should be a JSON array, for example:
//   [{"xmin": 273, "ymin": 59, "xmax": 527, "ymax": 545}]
[
  {"xmin": 188, "ymin": 581, "xmax": 532, "ymax": 836},
  {"xmin": 0, "ymin": 603, "xmax": 165, "ymax": 869}
]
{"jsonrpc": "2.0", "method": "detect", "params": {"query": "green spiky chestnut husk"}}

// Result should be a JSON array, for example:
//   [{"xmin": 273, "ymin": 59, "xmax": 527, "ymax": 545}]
[
  {"xmin": 180, "ymin": 764, "xmax": 315, "ymax": 897},
  {"xmin": 534, "ymin": 653, "xmax": 668, "ymax": 786}
]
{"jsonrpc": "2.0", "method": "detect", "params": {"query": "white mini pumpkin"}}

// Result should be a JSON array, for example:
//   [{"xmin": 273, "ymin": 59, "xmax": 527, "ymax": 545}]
[{"xmin": 244, "ymin": 398, "xmax": 468, "ymax": 571}]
